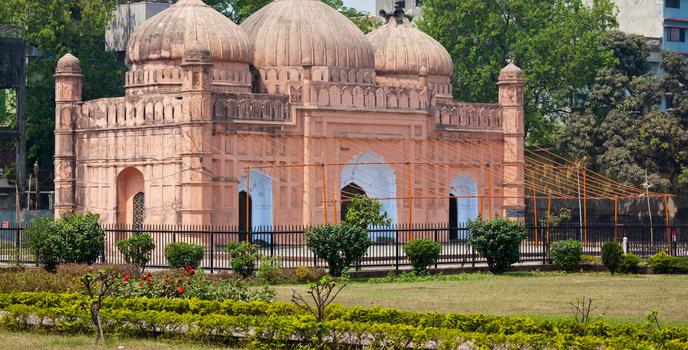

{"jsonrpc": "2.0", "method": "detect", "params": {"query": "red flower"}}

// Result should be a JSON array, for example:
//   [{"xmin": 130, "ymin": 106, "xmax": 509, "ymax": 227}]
[
  {"xmin": 177, "ymin": 287, "xmax": 185, "ymax": 294},
  {"xmin": 187, "ymin": 280, "xmax": 192, "ymax": 285},
  {"xmin": 147, "ymin": 279, "xmax": 153, "ymax": 285},
  {"xmin": 139, "ymin": 282, "xmax": 144, "ymax": 288},
  {"xmin": 123, "ymin": 274, "xmax": 130, "ymax": 282},
  {"xmin": 140, "ymin": 274, "xmax": 147, "ymax": 280},
  {"xmin": 164, "ymin": 278, "xmax": 170, "ymax": 283},
  {"xmin": 188, "ymin": 268, "xmax": 195, "ymax": 276}
]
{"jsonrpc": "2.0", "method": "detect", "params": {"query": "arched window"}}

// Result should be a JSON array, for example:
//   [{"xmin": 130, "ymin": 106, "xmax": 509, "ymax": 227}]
[
  {"xmin": 117, "ymin": 167, "xmax": 144, "ymax": 227},
  {"xmin": 340, "ymin": 151, "xmax": 397, "ymax": 225},
  {"xmin": 133, "ymin": 192, "xmax": 144, "ymax": 230}
]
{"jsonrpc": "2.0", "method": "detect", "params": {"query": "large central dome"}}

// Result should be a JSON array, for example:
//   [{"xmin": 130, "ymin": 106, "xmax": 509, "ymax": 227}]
[{"xmin": 240, "ymin": 0, "xmax": 375, "ymax": 70}]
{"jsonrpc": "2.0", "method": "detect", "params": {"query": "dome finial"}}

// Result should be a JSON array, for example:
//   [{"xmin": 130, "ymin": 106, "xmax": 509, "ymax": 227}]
[{"xmin": 379, "ymin": 0, "xmax": 412, "ymax": 24}]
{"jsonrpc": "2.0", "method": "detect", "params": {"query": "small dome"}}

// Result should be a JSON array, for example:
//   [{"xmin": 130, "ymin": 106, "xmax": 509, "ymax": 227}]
[
  {"xmin": 499, "ymin": 61, "xmax": 524, "ymax": 81},
  {"xmin": 366, "ymin": 18, "xmax": 453, "ymax": 77},
  {"xmin": 240, "ymin": 0, "xmax": 375, "ymax": 69},
  {"xmin": 56, "ymin": 53, "xmax": 81, "ymax": 74},
  {"xmin": 126, "ymin": 0, "xmax": 252, "ymax": 66}
]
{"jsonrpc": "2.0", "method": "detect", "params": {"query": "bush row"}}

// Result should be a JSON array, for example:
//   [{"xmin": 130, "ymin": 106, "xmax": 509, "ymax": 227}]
[
  {"xmin": 3, "ymin": 301, "xmax": 688, "ymax": 349},
  {"xmin": 2, "ymin": 292, "xmax": 688, "ymax": 345}
]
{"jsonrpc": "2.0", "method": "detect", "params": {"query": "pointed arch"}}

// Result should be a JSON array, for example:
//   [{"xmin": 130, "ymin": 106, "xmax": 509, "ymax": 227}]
[
  {"xmin": 117, "ymin": 167, "xmax": 145, "ymax": 226},
  {"xmin": 340, "ymin": 151, "xmax": 397, "ymax": 225}
]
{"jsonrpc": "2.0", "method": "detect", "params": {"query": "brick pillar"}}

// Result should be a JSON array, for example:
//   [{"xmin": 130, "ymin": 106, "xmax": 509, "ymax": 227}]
[
  {"xmin": 498, "ymin": 61, "xmax": 526, "ymax": 220},
  {"xmin": 179, "ymin": 39, "xmax": 214, "ymax": 225},
  {"xmin": 54, "ymin": 54, "xmax": 82, "ymax": 218}
]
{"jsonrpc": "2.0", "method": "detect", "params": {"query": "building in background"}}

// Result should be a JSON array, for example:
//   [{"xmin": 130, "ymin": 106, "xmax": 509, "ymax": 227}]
[
  {"xmin": 105, "ymin": 1, "xmax": 172, "ymax": 63},
  {"xmin": 584, "ymin": 0, "xmax": 688, "ymax": 74},
  {"xmin": 376, "ymin": 0, "xmax": 423, "ymax": 19}
]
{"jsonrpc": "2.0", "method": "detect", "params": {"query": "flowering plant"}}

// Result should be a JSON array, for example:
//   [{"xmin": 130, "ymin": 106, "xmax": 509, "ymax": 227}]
[{"xmin": 118, "ymin": 265, "xmax": 197, "ymax": 299}]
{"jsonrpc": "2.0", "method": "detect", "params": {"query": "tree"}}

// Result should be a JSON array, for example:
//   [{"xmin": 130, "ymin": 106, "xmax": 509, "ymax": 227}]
[
  {"xmin": 305, "ymin": 224, "xmax": 371, "ymax": 276},
  {"xmin": 343, "ymin": 195, "xmax": 392, "ymax": 229},
  {"xmin": 467, "ymin": 217, "xmax": 526, "ymax": 274},
  {"xmin": 418, "ymin": 0, "xmax": 617, "ymax": 145},
  {"xmin": 0, "ymin": 0, "xmax": 125, "ymax": 174}
]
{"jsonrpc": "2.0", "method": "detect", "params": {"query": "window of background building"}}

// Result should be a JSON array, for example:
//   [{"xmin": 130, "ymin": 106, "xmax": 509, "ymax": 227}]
[
  {"xmin": 668, "ymin": 27, "xmax": 686, "ymax": 42},
  {"xmin": 667, "ymin": 0, "xmax": 681, "ymax": 8}
]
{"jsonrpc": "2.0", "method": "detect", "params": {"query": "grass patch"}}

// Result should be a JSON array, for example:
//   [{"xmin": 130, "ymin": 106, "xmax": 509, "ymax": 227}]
[
  {"xmin": 275, "ymin": 272, "xmax": 688, "ymax": 325},
  {"xmin": 0, "ymin": 330, "xmax": 232, "ymax": 350}
]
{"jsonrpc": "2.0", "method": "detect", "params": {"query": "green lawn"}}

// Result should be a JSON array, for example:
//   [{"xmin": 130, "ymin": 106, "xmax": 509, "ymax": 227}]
[
  {"xmin": 0, "ymin": 330, "xmax": 230, "ymax": 350},
  {"xmin": 275, "ymin": 272, "xmax": 688, "ymax": 325}
]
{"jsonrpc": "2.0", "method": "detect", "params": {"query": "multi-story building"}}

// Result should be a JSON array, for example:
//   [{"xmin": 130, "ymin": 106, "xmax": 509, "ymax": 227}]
[
  {"xmin": 375, "ymin": 0, "xmax": 423, "ymax": 19},
  {"xmin": 105, "ymin": 1, "xmax": 172, "ymax": 62}
]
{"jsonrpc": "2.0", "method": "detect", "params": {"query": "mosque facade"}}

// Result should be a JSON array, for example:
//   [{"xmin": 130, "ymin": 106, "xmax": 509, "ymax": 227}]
[{"xmin": 54, "ymin": 0, "xmax": 525, "ymax": 232}]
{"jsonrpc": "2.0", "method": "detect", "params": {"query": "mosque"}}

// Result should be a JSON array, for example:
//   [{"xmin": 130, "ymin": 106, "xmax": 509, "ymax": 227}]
[{"xmin": 53, "ymin": 0, "xmax": 525, "ymax": 234}]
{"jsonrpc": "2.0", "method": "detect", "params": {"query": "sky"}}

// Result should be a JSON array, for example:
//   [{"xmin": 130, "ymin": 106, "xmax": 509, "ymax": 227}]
[{"xmin": 343, "ymin": 0, "xmax": 375, "ymax": 13}]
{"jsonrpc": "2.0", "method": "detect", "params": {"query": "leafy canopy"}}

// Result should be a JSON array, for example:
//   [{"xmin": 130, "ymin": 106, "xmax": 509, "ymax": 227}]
[{"xmin": 418, "ymin": 0, "xmax": 617, "ymax": 145}]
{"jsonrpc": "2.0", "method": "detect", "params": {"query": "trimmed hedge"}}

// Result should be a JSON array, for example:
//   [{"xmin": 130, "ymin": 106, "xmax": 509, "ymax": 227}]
[
  {"xmin": 648, "ymin": 252, "xmax": 688, "ymax": 274},
  {"xmin": 1, "ymin": 292, "xmax": 688, "ymax": 349},
  {"xmin": 549, "ymin": 240, "xmax": 583, "ymax": 272}
]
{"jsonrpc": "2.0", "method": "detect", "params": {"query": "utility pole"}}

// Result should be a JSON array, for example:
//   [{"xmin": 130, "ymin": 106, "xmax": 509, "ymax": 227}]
[
  {"xmin": 642, "ymin": 170, "xmax": 653, "ymax": 242},
  {"xmin": 33, "ymin": 161, "xmax": 39, "ymax": 210}
]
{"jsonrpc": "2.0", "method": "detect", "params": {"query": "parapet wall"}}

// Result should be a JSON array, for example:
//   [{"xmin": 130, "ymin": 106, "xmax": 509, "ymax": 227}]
[
  {"xmin": 79, "ymin": 95, "xmax": 183, "ymax": 130},
  {"xmin": 435, "ymin": 101, "xmax": 503, "ymax": 130}
]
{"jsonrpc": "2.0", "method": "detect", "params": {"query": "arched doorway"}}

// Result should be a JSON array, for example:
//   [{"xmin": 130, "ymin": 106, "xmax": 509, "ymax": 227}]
[
  {"xmin": 238, "ymin": 191, "xmax": 252, "ymax": 241},
  {"xmin": 117, "ymin": 167, "xmax": 145, "ymax": 226},
  {"xmin": 340, "ymin": 183, "xmax": 366, "ymax": 222},
  {"xmin": 449, "ymin": 175, "xmax": 479, "ymax": 240},
  {"xmin": 238, "ymin": 169, "xmax": 273, "ymax": 243}
]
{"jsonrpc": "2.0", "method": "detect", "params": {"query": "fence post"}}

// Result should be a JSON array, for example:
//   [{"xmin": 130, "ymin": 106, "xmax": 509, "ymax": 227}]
[
  {"xmin": 209, "ymin": 231, "xmax": 214, "ymax": 274},
  {"xmin": 395, "ymin": 229, "xmax": 400, "ymax": 273},
  {"xmin": 270, "ymin": 230, "xmax": 275, "ymax": 258},
  {"xmin": 542, "ymin": 227, "xmax": 547, "ymax": 265},
  {"xmin": 471, "ymin": 243, "xmax": 476, "ymax": 268},
  {"xmin": 434, "ymin": 228, "xmax": 439, "ymax": 269}
]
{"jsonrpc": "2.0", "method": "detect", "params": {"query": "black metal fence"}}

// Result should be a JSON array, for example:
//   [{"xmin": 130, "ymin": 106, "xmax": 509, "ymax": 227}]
[{"xmin": 1, "ymin": 223, "xmax": 686, "ymax": 272}]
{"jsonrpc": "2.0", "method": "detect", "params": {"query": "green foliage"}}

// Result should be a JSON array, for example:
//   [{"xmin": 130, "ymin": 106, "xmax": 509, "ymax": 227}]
[
  {"xmin": 255, "ymin": 256, "xmax": 281, "ymax": 284},
  {"xmin": 0, "ymin": 264, "xmax": 137, "ymax": 294},
  {"xmin": 293, "ymin": 265, "xmax": 327, "ymax": 283},
  {"xmin": 648, "ymin": 252, "xmax": 688, "ymax": 274},
  {"xmin": 115, "ymin": 233, "xmax": 155, "ymax": 273},
  {"xmin": 549, "ymin": 240, "xmax": 583, "ymax": 272},
  {"xmin": 403, "ymin": 239, "xmax": 442, "ymax": 274},
  {"xmin": 3, "ymin": 292, "xmax": 688, "ymax": 349},
  {"xmin": 164, "ymin": 243, "xmax": 204, "ymax": 269},
  {"xmin": 25, "ymin": 218, "xmax": 61, "ymax": 271},
  {"xmin": 620, "ymin": 253, "xmax": 642, "ymax": 274},
  {"xmin": 601, "ymin": 241, "xmax": 624, "ymax": 274},
  {"xmin": 305, "ymin": 224, "xmax": 371, "ymax": 276},
  {"xmin": 0, "ymin": 0, "xmax": 126, "ymax": 172},
  {"xmin": 343, "ymin": 195, "xmax": 392, "ymax": 229},
  {"xmin": 25, "ymin": 213, "xmax": 104, "ymax": 270},
  {"xmin": 367, "ymin": 272, "xmax": 493, "ymax": 284},
  {"xmin": 467, "ymin": 217, "xmax": 527, "ymax": 274},
  {"xmin": 418, "ymin": 0, "xmax": 616, "ymax": 145},
  {"xmin": 225, "ymin": 241, "xmax": 259, "ymax": 278}
]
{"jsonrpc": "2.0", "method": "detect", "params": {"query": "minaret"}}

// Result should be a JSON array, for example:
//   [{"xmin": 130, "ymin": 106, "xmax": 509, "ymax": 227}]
[
  {"xmin": 179, "ymin": 39, "xmax": 214, "ymax": 224},
  {"xmin": 54, "ymin": 54, "xmax": 82, "ymax": 218},
  {"xmin": 498, "ymin": 60, "xmax": 526, "ymax": 220}
]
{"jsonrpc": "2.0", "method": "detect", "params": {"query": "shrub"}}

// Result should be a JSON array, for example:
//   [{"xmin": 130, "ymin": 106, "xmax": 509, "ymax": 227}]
[
  {"xmin": 164, "ymin": 243, "xmax": 204, "ymax": 269},
  {"xmin": 25, "ymin": 218, "xmax": 61, "ymax": 271},
  {"xmin": 25, "ymin": 212, "xmax": 105, "ymax": 270},
  {"xmin": 648, "ymin": 252, "xmax": 688, "ymax": 274},
  {"xmin": 601, "ymin": 241, "xmax": 624, "ymax": 274},
  {"xmin": 403, "ymin": 239, "xmax": 442, "ymax": 274},
  {"xmin": 256, "ymin": 256, "xmax": 282, "ymax": 284},
  {"xmin": 620, "ymin": 253, "xmax": 642, "ymax": 274},
  {"xmin": 467, "ymin": 217, "xmax": 526, "ymax": 274},
  {"xmin": 57, "ymin": 212, "xmax": 105, "ymax": 265},
  {"xmin": 305, "ymin": 224, "xmax": 371, "ymax": 276},
  {"xmin": 293, "ymin": 265, "xmax": 326, "ymax": 283},
  {"xmin": 581, "ymin": 255, "xmax": 600, "ymax": 264},
  {"xmin": 226, "ymin": 241, "xmax": 259, "ymax": 278},
  {"xmin": 549, "ymin": 240, "xmax": 583, "ymax": 272},
  {"xmin": 116, "ymin": 233, "xmax": 155, "ymax": 273}
]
